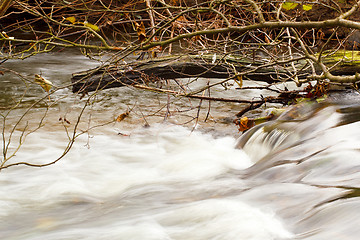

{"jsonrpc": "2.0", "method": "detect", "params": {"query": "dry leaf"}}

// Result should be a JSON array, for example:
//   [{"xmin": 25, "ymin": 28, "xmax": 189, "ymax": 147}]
[
  {"xmin": 173, "ymin": 15, "xmax": 188, "ymax": 28},
  {"xmin": 265, "ymin": 35, "xmax": 271, "ymax": 44},
  {"xmin": 29, "ymin": 42, "xmax": 37, "ymax": 51},
  {"xmin": 65, "ymin": 16, "xmax": 76, "ymax": 24},
  {"xmin": 236, "ymin": 117, "xmax": 255, "ymax": 132},
  {"xmin": 192, "ymin": 35, "xmax": 201, "ymax": 41},
  {"xmin": 112, "ymin": 46, "xmax": 125, "ymax": 50},
  {"xmin": 135, "ymin": 22, "xmax": 146, "ymax": 42},
  {"xmin": 116, "ymin": 111, "xmax": 130, "ymax": 122}
]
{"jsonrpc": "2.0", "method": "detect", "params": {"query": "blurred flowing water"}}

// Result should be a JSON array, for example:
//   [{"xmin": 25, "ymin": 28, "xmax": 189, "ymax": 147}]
[{"xmin": 1, "ymin": 51, "xmax": 360, "ymax": 239}]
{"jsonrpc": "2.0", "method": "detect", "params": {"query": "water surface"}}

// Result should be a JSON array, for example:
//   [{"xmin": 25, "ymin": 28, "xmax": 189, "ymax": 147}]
[{"xmin": 1, "ymin": 51, "xmax": 360, "ymax": 239}]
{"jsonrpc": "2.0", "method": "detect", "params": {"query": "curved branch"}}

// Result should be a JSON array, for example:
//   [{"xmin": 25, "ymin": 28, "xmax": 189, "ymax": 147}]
[{"xmin": 140, "ymin": 18, "xmax": 360, "ymax": 51}]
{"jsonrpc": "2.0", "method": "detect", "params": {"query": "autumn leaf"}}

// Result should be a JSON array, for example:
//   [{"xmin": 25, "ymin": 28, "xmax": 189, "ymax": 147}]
[
  {"xmin": 29, "ymin": 42, "xmax": 37, "ymax": 51},
  {"xmin": 135, "ymin": 22, "xmax": 146, "ymax": 42},
  {"xmin": 65, "ymin": 16, "xmax": 76, "ymax": 24},
  {"xmin": 176, "ymin": 15, "xmax": 187, "ymax": 22},
  {"xmin": 116, "ymin": 110, "xmax": 130, "ymax": 122},
  {"xmin": 173, "ymin": 15, "xmax": 188, "ymax": 28},
  {"xmin": 236, "ymin": 117, "xmax": 255, "ymax": 132},
  {"xmin": 112, "ymin": 47, "xmax": 125, "ymax": 50},
  {"xmin": 84, "ymin": 21, "xmax": 100, "ymax": 32},
  {"xmin": 302, "ymin": 4, "xmax": 313, "ymax": 11},
  {"xmin": 265, "ymin": 35, "xmax": 271, "ymax": 44},
  {"xmin": 192, "ymin": 35, "xmax": 201, "ymax": 41},
  {"xmin": 282, "ymin": 2, "xmax": 298, "ymax": 10},
  {"xmin": 34, "ymin": 74, "xmax": 52, "ymax": 93},
  {"xmin": 234, "ymin": 114, "xmax": 277, "ymax": 132}
]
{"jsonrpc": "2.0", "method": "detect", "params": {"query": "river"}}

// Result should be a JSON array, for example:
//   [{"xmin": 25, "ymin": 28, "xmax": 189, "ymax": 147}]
[{"xmin": 1, "ymin": 51, "xmax": 360, "ymax": 239}]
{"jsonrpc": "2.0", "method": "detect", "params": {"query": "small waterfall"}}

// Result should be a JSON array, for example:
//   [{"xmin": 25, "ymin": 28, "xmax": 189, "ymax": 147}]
[{"xmin": 235, "ymin": 100, "xmax": 360, "ymax": 240}]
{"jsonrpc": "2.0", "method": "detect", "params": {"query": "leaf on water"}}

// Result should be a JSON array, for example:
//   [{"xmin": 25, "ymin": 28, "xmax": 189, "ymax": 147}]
[
  {"xmin": 235, "ymin": 114, "xmax": 277, "ymax": 132},
  {"xmin": 302, "ymin": 4, "xmax": 313, "ymax": 11},
  {"xmin": 135, "ymin": 22, "xmax": 146, "ymax": 42},
  {"xmin": 34, "ymin": 74, "xmax": 52, "ymax": 93},
  {"xmin": 65, "ymin": 16, "xmax": 76, "ymax": 24},
  {"xmin": 236, "ymin": 117, "xmax": 255, "ymax": 132},
  {"xmin": 84, "ymin": 21, "xmax": 100, "ymax": 32},
  {"xmin": 282, "ymin": 2, "xmax": 298, "ymax": 10},
  {"xmin": 116, "ymin": 111, "xmax": 130, "ymax": 122}
]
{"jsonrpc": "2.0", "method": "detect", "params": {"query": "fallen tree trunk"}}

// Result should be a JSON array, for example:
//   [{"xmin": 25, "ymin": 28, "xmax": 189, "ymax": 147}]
[
  {"xmin": 71, "ymin": 52, "xmax": 360, "ymax": 94},
  {"xmin": 71, "ymin": 54, "xmax": 296, "ymax": 93}
]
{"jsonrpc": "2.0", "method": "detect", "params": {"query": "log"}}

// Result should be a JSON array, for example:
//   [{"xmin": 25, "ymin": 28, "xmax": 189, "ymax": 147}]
[
  {"xmin": 71, "ymin": 54, "xmax": 290, "ymax": 93},
  {"xmin": 71, "ymin": 52, "xmax": 360, "ymax": 93}
]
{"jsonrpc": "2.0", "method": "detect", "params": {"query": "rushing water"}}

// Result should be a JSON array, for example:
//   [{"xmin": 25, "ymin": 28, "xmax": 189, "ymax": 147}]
[{"xmin": 2, "ymin": 51, "xmax": 360, "ymax": 239}]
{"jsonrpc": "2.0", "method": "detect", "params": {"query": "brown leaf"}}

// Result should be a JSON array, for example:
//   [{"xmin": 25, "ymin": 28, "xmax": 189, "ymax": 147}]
[
  {"xmin": 265, "ymin": 35, "xmax": 271, "ymax": 44},
  {"xmin": 116, "ymin": 111, "xmax": 130, "ymax": 122},
  {"xmin": 112, "ymin": 46, "xmax": 125, "ymax": 50},
  {"xmin": 192, "ymin": 35, "xmax": 201, "ymax": 41},
  {"xmin": 135, "ymin": 22, "xmax": 146, "ymax": 42},
  {"xmin": 235, "ymin": 116, "xmax": 255, "ymax": 132},
  {"xmin": 173, "ymin": 15, "xmax": 188, "ymax": 28}
]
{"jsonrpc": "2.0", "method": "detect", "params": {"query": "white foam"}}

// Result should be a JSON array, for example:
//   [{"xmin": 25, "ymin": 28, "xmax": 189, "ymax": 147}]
[{"xmin": 0, "ymin": 124, "xmax": 291, "ymax": 239}]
